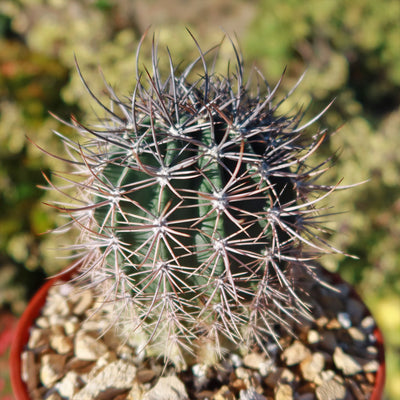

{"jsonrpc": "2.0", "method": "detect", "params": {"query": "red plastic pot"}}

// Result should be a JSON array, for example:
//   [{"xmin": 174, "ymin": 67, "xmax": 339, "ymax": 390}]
[
  {"xmin": 9, "ymin": 268, "xmax": 76, "ymax": 400},
  {"xmin": 370, "ymin": 328, "xmax": 385, "ymax": 400},
  {"xmin": 9, "ymin": 268, "xmax": 385, "ymax": 400}
]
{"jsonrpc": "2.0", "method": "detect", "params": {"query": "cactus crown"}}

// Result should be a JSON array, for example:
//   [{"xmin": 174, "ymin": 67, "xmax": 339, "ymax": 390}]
[{"xmin": 48, "ymin": 35, "xmax": 340, "ymax": 368}]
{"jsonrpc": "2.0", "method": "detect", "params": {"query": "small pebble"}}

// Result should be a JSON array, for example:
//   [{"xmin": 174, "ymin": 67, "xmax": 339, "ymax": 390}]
[
  {"xmin": 363, "ymin": 359, "xmax": 380, "ymax": 373},
  {"xmin": 300, "ymin": 353, "xmax": 325, "ymax": 382},
  {"xmin": 275, "ymin": 383, "xmax": 294, "ymax": 400},
  {"xmin": 360, "ymin": 316, "xmax": 375, "ymax": 333},
  {"xmin": 28, "ymin": 328, "xmax": 50, "ymax": 349},
  {"xmin": 368, "ymin": 332, "xmax": 377, "ymax": 343},
  {"xmin": 348, "ymin": 327, "xmax": 366, "ymax": 343},
  {"xmin": 115, "ymin": 344, "xmax": 135, "ymax": 361},
  {"xmin": 126, "ymin": 382, "xmax": 144, "ymax": 400},
  {"xmin": 40, "ymin": 353, "xmax": 67, "ymax": 387},
  {"xmin": 50, "ymin": 334, "xmax": 74, "ymax": 354},
  {"xmin": 266, "ymin": 342, "xmax": 280, "ymax": 357},
  {"xmin": 319, "ymin": 331, "xmax": 337, "ymax": 352},
  {"xmin": 280, "ymin": 368, "xmax": 295, "ymax": 383},
  {"xmin": 307, "ymin": 329, "xmax": 320, "ymax": 344},
  {"xmin": 346, "ymin": 298, "xmax": 365, "ymax": 325},
  {"xmin": 21, "ymin": 350, "xmax": 38, "ymax": 392},
  {"xmin": 366, "ymin": 345, "xmax": 378, "ymax": 356},
  {"xmin": 192, "ymin": 363, "xmax": 207, "ymax": 378},
  {"xmin": 137, "ymin": 369, "xmax": 156, "ymax": 383},
  {"xmin": 264, "ymin": 367, "xmax": 281, "ymax": 388},
  {"xmin": 48, "ymin": 315, "xmax": 67, "ymax": 327},
  {"xmin": 65, "ymin": 357, "xmax": 94, "ymax": 373},
  {"xmin": 258, "ymin": 358, "xmax": 276, "ymax": 377},
  {"xmin": 243, "ymin": 352, "xmax": 267, "ymax": 370},
  {"xmin": 235, "ymin": 367, "xmax": 251, "ymax": 381},
  {"xmin": 326, "ymin": 318, "xmax": 342, "ymax": 330},
  {"xmin": 281, "ymin": 341, "xmax": 311, "ymax": 366},
  {"xmin": 365, "ymin": 372, "xmax": 376, "ymax": 384},
  {"xmin": 74, "ymin": 331, "xmax": 108, "ymax": 361},
  {"xmin": 265, "ymin": 367, "xmax": 295, "ymax": 388},
  {"xmin": 35, "ymin": 316, "xmax": 50, "ymax": 329},
  {"xmin": 230, "ymin": 353, "xmax": 244, "ymax": 368},
  {"xmin": 85, "ymin": 351, "xmax": 118, "ymax": 382},
  {"xmin": 239, "ymin": 388, "xmax": 267, "ymax": 400},
  {"xmin": 231, "ymin": 378, "xmax": 247, "ymax": 391},
  {"xmin": 72, "ymin": 290, "xmax": 94, "ymax": 315},
  {"xmin": 55, "ymin": 371, "xmax": 81, "ymax": 398},
  {"xmin": 50, "ymin": 324, "xmax": 65, "ymax": 336},
  {"xmin": 243, "ymin": 352, "xmax": 274, "ymax": 376},
  {"xmin": 215, "ymin": 385, "xmax": 235, "ymax": 400},
  {"xmin": 43, "ymin": 290, "xmax": 71, "ymax": 317},
  {"xmin": 314, "ymin": 369, "xmax": 336, "ymax": 386},
  {"xmin": 333, "ymin": 347, "xmax": 363, "ymax": 375},
  {"xmin": 337, "ymin": 312, "xmax": 352, "ymax": 329},
  {"xmin": 64, "ymin": 317, "xmax": 80, "ymax": 335},
  {"xmin": 315, "ymin": 316, "xmax": 329, "ymax": 328},
  {"xmin": 74, "ymin": 360, "xmax": 137, "ymax": 400},
  {"xmin": 316, "ymin": 378, "xmax": 347, "ymax": 400},
  {"xmin": 142, "ymin": 376, "xmax": 188, "ymax": 400}
]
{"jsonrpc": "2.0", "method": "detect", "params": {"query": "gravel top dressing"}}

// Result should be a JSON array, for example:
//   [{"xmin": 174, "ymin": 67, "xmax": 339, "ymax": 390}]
[{"xmin": 21, "ymin": 269, "xmax": 380, "ymax": 400}]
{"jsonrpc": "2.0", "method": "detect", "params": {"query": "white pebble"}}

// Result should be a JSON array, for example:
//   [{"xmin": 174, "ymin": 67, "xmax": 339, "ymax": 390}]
[{"xmin": 337, "ymin": 312, "xmax": 352, "ymax": 329}]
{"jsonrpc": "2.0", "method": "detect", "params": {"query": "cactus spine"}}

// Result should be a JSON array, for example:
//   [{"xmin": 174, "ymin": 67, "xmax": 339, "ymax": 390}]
[{"xmin": 48, "ymin": 36, "xmax": 338, "ymax": 368}]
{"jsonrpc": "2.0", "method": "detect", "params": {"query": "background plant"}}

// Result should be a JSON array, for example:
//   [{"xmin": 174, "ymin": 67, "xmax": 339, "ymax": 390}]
[{"xmin": 0, "ymin": 0, "xmax": 398, "ymax": 397}]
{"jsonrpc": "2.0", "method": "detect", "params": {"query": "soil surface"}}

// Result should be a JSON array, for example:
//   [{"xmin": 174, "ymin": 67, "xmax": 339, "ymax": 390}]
[{"xmin": 21, "ymin": 268, "xmax": 382, "ymax": 399}]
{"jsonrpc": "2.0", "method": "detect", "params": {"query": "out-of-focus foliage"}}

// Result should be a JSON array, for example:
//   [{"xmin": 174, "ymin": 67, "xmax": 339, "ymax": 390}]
[
  {"xmin": 247, "ymin": 0, "xmax": 400, "ymax": 89},
  {"xmin": 0, "ymin": 0, "xmax": 398, "ymax": 398}
]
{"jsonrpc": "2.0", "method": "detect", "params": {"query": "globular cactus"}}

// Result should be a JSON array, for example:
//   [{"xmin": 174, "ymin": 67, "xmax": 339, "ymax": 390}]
[{"xmin": 47, "ymin": 36, "xmax": 340, "ymax": 369}]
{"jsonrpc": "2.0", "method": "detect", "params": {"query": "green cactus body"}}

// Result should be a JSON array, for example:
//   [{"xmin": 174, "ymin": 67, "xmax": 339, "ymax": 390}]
[{"xmin": 49, "ymin": 38, "xmax": 337, "ymax": 368}]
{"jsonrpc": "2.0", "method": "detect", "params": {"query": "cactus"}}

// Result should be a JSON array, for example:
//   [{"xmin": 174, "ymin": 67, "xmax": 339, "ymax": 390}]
[{"xmin": 46, "ymin": 35, "xmax": 341, "ymax": 369}]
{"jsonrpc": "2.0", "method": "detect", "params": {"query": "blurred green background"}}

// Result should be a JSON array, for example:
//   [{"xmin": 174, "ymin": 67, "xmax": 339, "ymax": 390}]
[{"xmin": 0, "ymin": 0, "xmax": 399, "ymax": 399}]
